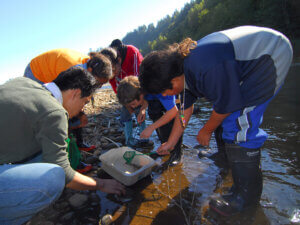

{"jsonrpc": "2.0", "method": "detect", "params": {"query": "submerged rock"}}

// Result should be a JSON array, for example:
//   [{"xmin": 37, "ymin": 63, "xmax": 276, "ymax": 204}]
[
  {"xmin": 99, "ymin": 214, "xmax": 113, "ymax": 225},
  {"xmin": 68, "ymin": 193, "xmax": 89, "ymax": 209},
  {"xmin": 60, "ymin": 211, "xmax": 75, "ymax": 222}
]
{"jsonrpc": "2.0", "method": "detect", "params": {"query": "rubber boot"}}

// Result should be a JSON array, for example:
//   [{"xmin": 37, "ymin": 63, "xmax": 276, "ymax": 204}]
[
  {"xmin": 124, "ymin": 121, "xmax": 154, "ymax": 149},
  {"xmin": 137, "ymin": 121, "xmax": 154, "ymax": 148},
  {"xmin": 156, "ymin": 118, "xmax": 183, "ymax": 166},
  {"xmin": 167, "ymin": 135, "xmax": 183, "ymax": 165},
  {"xmin": 148, "ymin": 99, "xmax": 182, "ymax": 164},
  {"xmin": 72, "ymin": 128, "xmax": 96, "ymax": 152},
  {"xmin": 209, "ymin": 144, "xmax": 263, "ymax": 216},
  {"xmin": 124, "ymin": 120, "xmax": 136, "ymax": 147},
  {"xmin": 138, "ymin": 120, "xmax": 146, "ymax": 133}
]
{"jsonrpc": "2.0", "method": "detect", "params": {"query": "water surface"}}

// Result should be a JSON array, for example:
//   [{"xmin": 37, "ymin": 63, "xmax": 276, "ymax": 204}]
[{"xmin": 98, "ymin": 65, "xmax": 300, "ymax": 225}]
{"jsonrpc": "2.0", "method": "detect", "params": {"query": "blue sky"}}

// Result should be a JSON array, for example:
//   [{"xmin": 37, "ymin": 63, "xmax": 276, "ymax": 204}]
[{"xmin": 0, "ymin": 0, "xmax": 190, "ymax": 84}]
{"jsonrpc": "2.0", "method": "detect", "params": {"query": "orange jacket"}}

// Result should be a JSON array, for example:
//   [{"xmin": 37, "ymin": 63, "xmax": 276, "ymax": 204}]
[{"xmin": 30, "ymin": 48, "xmax": 89, "ymax": 83}]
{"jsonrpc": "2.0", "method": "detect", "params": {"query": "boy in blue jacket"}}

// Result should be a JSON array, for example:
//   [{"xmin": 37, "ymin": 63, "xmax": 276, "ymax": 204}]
[{"xmin": 117, "ymin": 76, "xmax": 183, "ymax": 164}]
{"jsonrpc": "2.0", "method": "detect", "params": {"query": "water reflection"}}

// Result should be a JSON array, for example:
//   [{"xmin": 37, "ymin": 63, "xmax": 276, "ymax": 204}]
[{"xmin": 97, "ymin": 66, "xmax": 299, "ymax": 224}]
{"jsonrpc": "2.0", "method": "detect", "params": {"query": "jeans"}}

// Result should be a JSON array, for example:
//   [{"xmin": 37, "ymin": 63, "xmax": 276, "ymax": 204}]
[
  {"xmin": 120, "ymin": 105, "xmax": 141, "ymax": 123},
  {"xmin": 0, "ymin": 155, "xmax": 65, "ymax": 225}
]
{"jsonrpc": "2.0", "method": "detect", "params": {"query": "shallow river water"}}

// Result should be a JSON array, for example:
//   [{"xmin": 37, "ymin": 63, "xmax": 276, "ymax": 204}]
[{"xmin": 97, "ymin": 65, "xmax": 299, "ymax": 225}]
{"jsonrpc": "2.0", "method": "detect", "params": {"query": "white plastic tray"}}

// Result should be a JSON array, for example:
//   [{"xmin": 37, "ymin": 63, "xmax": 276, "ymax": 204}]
[{"xmin": 99, "ymin": 147, "xmax": 156, "ymax": 186}]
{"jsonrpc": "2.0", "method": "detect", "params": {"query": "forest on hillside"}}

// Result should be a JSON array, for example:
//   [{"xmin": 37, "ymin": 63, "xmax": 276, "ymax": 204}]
[{"xmin": 122, "ymin": 0, "xmax": 300, "ymax": 56}]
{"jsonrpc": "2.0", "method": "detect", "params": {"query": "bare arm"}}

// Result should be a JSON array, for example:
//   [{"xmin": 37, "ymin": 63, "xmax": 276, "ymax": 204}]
[
  {"xmin": 140, "ymin": 99, "xmax": 148, "ymax": 111},
  {"xmin": 152, "ymin": 106, "xmax": 178, "ymax": 130},
  {"xmin": 157, "ymin": 105, "xmax": 193, "ymax": 155},
  {"xmin": 197, "ymin": 109, "xmax": 230, "ymax": 146},
  {"xmin": 137, "ymin": 100, "xmax": 149, "ymax": 124},
  {"xmin": 140, "ymin": 106, "xmax": 178, "ymax": 139},
  {"xmin": 66, "ymin": 172, "xmax": 125, "ymax": 195}
]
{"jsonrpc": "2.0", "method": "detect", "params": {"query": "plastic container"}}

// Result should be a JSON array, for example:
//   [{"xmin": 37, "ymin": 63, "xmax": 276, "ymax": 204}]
[{"xmin": 99, "ymin": 147, "xmax": 156, "ymax": 186}]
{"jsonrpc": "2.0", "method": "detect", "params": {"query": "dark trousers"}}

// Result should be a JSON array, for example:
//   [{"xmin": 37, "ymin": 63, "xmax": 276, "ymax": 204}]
[{"xmin": 147, "ymin": 99, "xmax": 182, "ymax": 155}]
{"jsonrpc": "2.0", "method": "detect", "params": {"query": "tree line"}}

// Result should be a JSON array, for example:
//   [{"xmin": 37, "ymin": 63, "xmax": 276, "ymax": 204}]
[{"xmin": 122, "ymin": 0, "xmax": 300, "ymax": 56}]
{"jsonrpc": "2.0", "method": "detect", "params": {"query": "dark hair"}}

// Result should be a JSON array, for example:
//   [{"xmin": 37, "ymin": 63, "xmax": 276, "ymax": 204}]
[
  {"xmin": 53, "ymin": 67, "xmax": 98, "ymax": 97},
  {"xmin": 139, "ymin": 38, "xmax": 196, "ymax": 94},
  {"xmin": 110, "ymin": 39, "xmax": 127, "ymax": 63},
  {"xmin": 87, "ymin": 52, "xmax": 113, "ymax": 79},
  {"xmin": 99, "ymin": 47, "xmax": 118, "ymax": 66},
  {"xmin": 117, "ymin": 76, "xmax": 142, "ymax": 105},
  {"xmin": 110, "ymin": 39, "xmax": 123, "ymax": 49}
]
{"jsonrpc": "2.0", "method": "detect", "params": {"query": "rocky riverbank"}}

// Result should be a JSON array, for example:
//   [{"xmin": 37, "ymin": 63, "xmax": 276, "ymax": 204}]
[{"xmin": 28, "ymin": 88, "xmax": 127, "ymax": 225}]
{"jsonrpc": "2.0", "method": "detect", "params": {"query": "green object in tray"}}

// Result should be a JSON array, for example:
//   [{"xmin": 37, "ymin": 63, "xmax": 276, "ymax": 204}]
[{"xmin": 123, "ymin": 150, "xmax": 156, "ymax": 164}]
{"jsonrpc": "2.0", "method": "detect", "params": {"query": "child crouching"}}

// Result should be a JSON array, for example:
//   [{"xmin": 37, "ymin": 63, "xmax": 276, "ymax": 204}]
[{"xmin": 117, "ymin": 76, "xmax": 183, "ymax": 164}]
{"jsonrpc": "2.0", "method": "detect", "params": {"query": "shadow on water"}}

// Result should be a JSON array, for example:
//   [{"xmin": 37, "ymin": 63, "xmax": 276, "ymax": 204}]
[{"xmin": 97, "ymin": 65, "xmax": 300, "ymax": 225}]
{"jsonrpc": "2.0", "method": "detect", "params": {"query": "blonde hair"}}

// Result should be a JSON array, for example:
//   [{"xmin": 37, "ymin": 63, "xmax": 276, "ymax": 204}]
[
  {"xmin": 168, "ymin": 38, "xmax": 197, "ymax": 58},
  {"xmin": 179, "ymin": 38, "xmax": 197, "ymax": 57}
]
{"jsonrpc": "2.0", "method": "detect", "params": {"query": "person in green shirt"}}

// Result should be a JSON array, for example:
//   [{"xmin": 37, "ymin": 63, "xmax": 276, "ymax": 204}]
[{"xmin": 0, "ymin": 67, "xmax": 125, "ymax": 225}]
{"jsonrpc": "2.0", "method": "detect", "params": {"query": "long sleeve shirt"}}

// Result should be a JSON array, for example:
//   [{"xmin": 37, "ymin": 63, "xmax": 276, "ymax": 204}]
[
  {"xmin": 0, "ymin": 78, "xmax": 75, "ymax": 183},
  {"xmin": 109, "ymin": 45, "xmax": 143, "ymax": 93},
  {"xmin": 184, "ymin": 25, "xmax": 293, "ymax": 114}
]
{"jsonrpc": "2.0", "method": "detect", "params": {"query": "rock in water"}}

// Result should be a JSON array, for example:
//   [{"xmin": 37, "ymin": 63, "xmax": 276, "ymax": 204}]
[
  {"xmin": 68, "ymin": 193, "xmax": 88, "ymax": 209},
  {"xmin": 99, "ymin": 214, "xmax": 113, "ymax": 225}
]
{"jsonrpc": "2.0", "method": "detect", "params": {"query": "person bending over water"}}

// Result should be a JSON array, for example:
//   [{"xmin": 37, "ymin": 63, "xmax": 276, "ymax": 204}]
[{"xmin": 138, "ymin": 25, "xmax": 293, "ymax": 216}]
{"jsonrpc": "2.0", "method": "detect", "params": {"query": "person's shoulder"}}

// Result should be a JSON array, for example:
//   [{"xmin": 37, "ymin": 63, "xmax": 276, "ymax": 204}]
[
  {"xmin": 126, "ymin": 45, "xmax": 137, "ymax": 49},
  {"xmin": 4, "ymin": 77, "xmax": 42, "ymax": 89},
  {"xmin": 184, "ymin": 32, "xmax": 235, "ymax": 73},
  {"xmin": 126, "ymin": 45, "xmax": 141, "ymax": 53},
  {"xmin": 3, "ymin": 78, "xmax": 67, "ymax": 119},
  {"xmin": 18, "ymin": 80, "xmax": 65, "ymax": 113}
]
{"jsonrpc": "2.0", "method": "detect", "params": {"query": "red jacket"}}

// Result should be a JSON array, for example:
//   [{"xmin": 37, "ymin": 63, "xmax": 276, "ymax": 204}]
[{"xmin": 109, "ymin": 45, "xmax": 143, "ymax": 93}]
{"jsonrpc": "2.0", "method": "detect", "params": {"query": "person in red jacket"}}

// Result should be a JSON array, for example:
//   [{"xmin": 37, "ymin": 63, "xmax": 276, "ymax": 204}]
[
  {"xmin": 104, "ymin": 40, "xmax": 153, "ymax": 148},
  {"xmin": 109, "ymin": 39, "xmax": 142, "ymax": 93}
]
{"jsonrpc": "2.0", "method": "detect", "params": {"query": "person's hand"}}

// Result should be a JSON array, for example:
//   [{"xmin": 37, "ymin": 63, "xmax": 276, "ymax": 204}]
[
  {"xmin": 197, "ymin": 127, "xmax": 213, "ymax": 147},
  {"xmin": 70, "ymin": 113, "xmax": 88, "ymax": 129},
  {"xmin": 137, "ymin": 110, "xmax": 146, "ymax": 124},
  {"xmin": 140, "ymin": 125, "xmax": 154, "ymax": 139},
  {"xmin": 96, "ymin": 178, "xmax": 125, "ymax": 195},
  {"xmin": 157, "ymin": 142, "xmax": 173, "ymax": 155}
]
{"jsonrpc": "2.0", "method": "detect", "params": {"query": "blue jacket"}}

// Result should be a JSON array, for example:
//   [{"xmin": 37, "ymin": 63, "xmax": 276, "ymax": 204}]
[{"xmin": 184, "ymin": 26, "xmax": 293, "ymax": 114}]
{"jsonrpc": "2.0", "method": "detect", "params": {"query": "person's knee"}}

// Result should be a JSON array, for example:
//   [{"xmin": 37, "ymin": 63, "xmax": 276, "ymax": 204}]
[
  {"xmin": 0, "ymin": 164, "xmax": 65, "ymax": 224},
  {"xmin": 42, "ymin": 165, "xmax": 65, "ymax": 201}
]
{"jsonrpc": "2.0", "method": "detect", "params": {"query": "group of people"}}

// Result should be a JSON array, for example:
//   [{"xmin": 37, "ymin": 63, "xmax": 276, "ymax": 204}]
[{"xmin": 0, "ymin": 25, "xmax": 293, "ymax": 224}]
